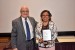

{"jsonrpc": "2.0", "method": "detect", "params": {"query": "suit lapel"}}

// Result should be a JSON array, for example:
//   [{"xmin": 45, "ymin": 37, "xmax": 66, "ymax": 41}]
[
  {"xmin": 18, "ymin": 17, "xmax": 26, "ymax": 40},
  {"xmin": 28, "ymin": 17, "xmax": 36, "ymax": 38},
  {"xmin": 28, "ymin": 17, "xmax": 34, "ymax": 28}
]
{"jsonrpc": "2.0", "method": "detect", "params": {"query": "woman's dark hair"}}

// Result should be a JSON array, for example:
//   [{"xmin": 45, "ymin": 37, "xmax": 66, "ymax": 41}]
[{"xmin": 40, "ymin": 10, "xmax": 52, "ymax": 21}]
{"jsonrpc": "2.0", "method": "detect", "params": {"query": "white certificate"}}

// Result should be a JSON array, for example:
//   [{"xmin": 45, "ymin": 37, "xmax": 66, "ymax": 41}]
[{"xmin": 43, "ymin": 29, "xmax": 51, "ymax": 41}]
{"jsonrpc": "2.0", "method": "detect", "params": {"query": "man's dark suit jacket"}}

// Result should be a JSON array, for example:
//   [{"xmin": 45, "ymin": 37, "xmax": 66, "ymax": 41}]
[{"xmin": 11, "ymin": 17, "xmax": 38, "ymax": 50}]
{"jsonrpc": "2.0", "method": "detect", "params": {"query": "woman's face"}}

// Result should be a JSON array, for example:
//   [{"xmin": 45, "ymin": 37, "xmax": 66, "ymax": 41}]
[{"xmin": 41, "ymin": 12, "xmax": 50, "ymax": 22}]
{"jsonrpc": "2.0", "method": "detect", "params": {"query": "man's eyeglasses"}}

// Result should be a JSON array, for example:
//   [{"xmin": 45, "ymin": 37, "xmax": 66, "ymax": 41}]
[{"xmin": 21, "ymin": 11, "xmax": 29, "ymax": 13}]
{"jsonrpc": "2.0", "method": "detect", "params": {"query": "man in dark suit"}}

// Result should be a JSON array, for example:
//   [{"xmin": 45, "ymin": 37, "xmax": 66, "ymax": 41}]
[{"xmin": 11, "ymin": 6, "xmax": 38, "ymax": 50}]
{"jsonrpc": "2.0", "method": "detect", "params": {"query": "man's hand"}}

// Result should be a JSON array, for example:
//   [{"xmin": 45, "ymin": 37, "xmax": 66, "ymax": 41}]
[{"xmin": 13, "ymin": 48, "xmax": 18, "ymax": 50}]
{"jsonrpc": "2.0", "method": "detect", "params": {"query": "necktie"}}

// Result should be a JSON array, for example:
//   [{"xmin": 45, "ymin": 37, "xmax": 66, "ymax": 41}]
[{"xmin": 25, "ymin": 20, "xmax": 31, "ymax": 40}]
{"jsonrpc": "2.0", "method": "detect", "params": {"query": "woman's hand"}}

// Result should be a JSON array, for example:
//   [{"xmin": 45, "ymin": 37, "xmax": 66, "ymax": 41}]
[
  {"xmin": 36, "ymin": 38, "xmax": 39, "ymax": 43},
  {"xmin": 39, "ymin": 38, "xmax": 43, "ymax": 43}
]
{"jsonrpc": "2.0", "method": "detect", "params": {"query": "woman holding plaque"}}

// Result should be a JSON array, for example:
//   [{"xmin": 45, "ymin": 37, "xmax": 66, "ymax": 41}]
[{"xmin": 35, "ymin": 10, "xmax": 57, "ymax": 50}]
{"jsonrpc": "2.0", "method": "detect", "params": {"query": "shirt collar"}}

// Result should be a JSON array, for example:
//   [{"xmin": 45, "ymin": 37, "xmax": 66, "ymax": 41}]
[{"xmin": 21, "ymin": 17, "xmax": 29, "ymax": 21}]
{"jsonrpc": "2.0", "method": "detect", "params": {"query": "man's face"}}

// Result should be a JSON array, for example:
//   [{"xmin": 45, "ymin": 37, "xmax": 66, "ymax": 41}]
[{"xmin": 20, "ymin": 7, "xmax": 29, "ymax": 18}]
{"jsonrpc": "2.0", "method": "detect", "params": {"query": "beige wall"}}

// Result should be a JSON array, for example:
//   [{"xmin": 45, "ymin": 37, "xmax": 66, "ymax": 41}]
[{"xmin": 0, "ymin": 0, "xmax": 75, "ymax": 33}]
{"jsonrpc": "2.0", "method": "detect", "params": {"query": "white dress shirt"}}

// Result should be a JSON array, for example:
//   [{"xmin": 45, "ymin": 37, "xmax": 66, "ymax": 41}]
[{"xmin": 22, "ymin": 17, "xmax": 33, "ymax": 40}]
